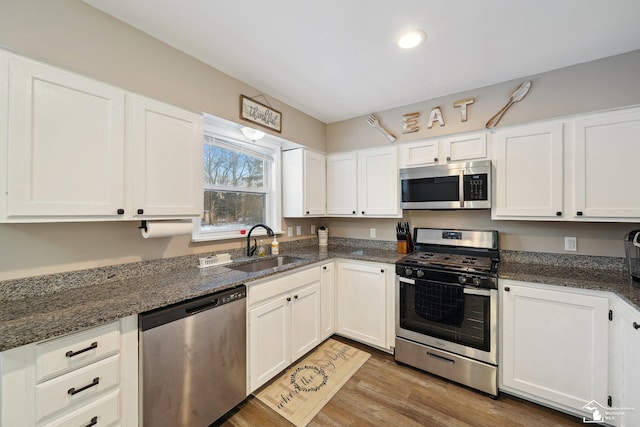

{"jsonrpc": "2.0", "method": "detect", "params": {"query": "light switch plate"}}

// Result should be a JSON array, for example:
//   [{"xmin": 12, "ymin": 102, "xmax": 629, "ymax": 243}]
[
  {"xmin": 287, "ymin": 227, "xmax": 293, "ymax": 237},
  {"xmin": 370, "ymin": 228, "xmax": 376, "ymax": 238},
  {"xmin": 311, "ymin": 225, "xmax": 316, "ymax": 234},
  {"xmin": 296, "ymin": 226, "xmax": 302, "ymax": 235}
]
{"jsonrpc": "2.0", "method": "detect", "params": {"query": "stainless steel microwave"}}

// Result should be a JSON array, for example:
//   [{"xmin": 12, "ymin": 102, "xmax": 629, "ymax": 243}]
[{"xmin": 400, "ymin": 160, "xmax": 491, "ymax": 210}]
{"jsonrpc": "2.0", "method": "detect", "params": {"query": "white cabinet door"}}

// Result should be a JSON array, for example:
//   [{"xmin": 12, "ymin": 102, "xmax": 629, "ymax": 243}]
[
  {"xmin": 291, "ymin": 282, "xmax": 322, "ymax": 361},
  {"xmin": 398, "ymin": 138, "xmax": 439, "ymax": 167},
  {"xmin": 304, "ymin": 150, "xmax": 326, "ymax": 216},
  {"xmin": 358, "ymin": 146, "xmax": 399, "ymax": 217},
  {"xmin": 320, "ymin": 262, "xmax": 335, "ymax": 340},
  {"xmin": 6, "ymin": 56, "xmax": 126, "ymax": 218},
  {"xmin": 500, "ymin": 280, "xmax": 609, "ymax": 416},
  {"xmin": 441, "ymin": 132, "xmax": 487, "ymax": 163},
  {"xmin": 249, "ymin": 296, "xmax": 291, "ymax": 392},
  {"xmin": 336, "ymin": 261, "xmax": 388, "ymax": 348},
  {"xmin": 616, "ymin": 299, "xmax": 640, "ymax": 427},
  {"xmin": 130, "ymin": 95, "xmax": 203, "ymax": 218},
  {"xmin": 326, "ymin": 152, "xmax": 358, "ymax": 216},
  {"xmin": 283, "ymin": 148, "xmax": 326, "ymax": 217},
  {"xmin": 573, "ymin": 108, "xmax": 640, "ymax": 220},
  {"xmin": 492, "ymin": 122, "xmax": 564, "ymax": 219}
]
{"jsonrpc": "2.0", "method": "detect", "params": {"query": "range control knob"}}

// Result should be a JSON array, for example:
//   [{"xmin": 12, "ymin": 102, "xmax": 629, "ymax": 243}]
[
  {"xmin": 416, "ymin": 270, "xmax": 424, "ymax": 278},
  {"xmin": 458, "ymin": 276, "xmax": 468, "ymax": 284},
  {"xmin": 404, "ymin": 268, "xmax": 413, "ymax": 276},
  {"xmin": 472, "ymin": 277, "xmax": 482, "ymax": 286}
]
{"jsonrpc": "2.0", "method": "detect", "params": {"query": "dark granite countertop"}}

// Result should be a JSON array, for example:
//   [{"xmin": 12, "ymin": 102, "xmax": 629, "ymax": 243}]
[
  {"xmin": 3, "ymin": 243, "xmax": 639, "ymax": 353},
  {"xmin": 499, "ymin": 261, "xmax": 640, "ymax": 311},
  {"xmin": 0, "ymin": 244, "xmax": 402, "ymax": 351}
]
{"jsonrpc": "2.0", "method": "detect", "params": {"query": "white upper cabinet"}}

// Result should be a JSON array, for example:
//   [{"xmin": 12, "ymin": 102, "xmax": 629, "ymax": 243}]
[
  {"xmin": 358, "ymin": 145, "xmax": 400, "ymax": 217},
  {"xmin": 129, "ymin": 95, "xmax": 203, "ymax": 218},
  {"xmin": 492, "ymin": 106, "xmax": 640, "ymax": 222},
  {"xmin": 398, "ymin": 138, "xmax": 439, "ymax": 167},
  {"xmin": 492, "ymin": 122, "xmax": 564, "ymax": 219},
  {"xmin": 572, "ymin": 107, "xmax": 640, "ymax": 220},
  {"xmin": 5, "ymin": 54, "xmax": 126, "ymax": 218},
  {"xmin": 326, "ymin": 145, "xmax": 400, "ymax": 218},
  {"xmin": 442, "ymin": 133, "xmax": 488, "ymax": 163},
  {"xmin": 326, "ymin": 151, "xmax": 358, "ymax": 216},
  {"xmin": 282, "ymin": 148, "xmax": 326, "ymax": 217},
  {"xmin": 0, "ymin": 51, "xmax": 203, "ymax": 222},
  {"xmin": 399, "ymin": 132, "xmax": 488, "ymax": 168}
]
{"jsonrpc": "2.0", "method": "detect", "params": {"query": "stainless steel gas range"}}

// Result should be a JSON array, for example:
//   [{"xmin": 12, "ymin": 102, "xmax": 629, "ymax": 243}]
[{"xmin": 395, "ymin": 228, "xmax": 500, "ymax": 397}]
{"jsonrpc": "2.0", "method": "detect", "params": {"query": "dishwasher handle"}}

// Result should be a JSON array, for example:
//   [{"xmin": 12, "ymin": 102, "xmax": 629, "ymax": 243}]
[
  {"xmin": 140, "ymin": 284, "xmax": 246, "ymax": 331},
  {"xmin": 185, "ymin": 298, "xmax": 220, "ymax": 315}
]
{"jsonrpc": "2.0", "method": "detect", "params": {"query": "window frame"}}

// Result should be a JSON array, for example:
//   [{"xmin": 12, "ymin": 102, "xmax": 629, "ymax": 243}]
[{"xmin": 192, "ymin": 116, "xmax": 282, "ymax": 242}]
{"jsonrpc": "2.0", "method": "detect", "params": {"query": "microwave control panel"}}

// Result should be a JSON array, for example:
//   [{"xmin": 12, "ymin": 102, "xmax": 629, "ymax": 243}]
[{"xmin": 463, "ymin": 174, "xmax": 488, "ymax": 201}]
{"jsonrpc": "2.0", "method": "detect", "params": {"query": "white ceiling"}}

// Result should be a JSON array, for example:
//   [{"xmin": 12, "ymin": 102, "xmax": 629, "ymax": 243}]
[{"xmin": 83, "ymin": 0, "xmax": 640, "ymax": 124}]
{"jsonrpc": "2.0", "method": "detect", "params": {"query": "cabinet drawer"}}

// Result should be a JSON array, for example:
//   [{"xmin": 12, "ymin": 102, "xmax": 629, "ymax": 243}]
[
  {"xmin": 40, "ymin": 390, "xmax": 120, "ymax": 427},
  {"xmin": 249, "ymin": 266, "xmax": 320, "ymax": 305},
  {"xmin": 36, "ymin": 355, "xmax": 120, "ymax": 421},
  {"xmin": 36, "ymin": 322, "xmax": 120, "ymax": 382}
]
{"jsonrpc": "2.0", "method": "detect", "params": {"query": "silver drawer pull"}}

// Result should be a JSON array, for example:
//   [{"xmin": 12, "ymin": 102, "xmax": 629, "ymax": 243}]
[
  {"xmin": 427, "ymin": 351, "xmax": 455, "ymax": 364},
  {"xmin": 68, "ymin": 377, "xmax": 100, "ymax": 395},
  {"xmin": 84, "ymin": 416, "xmax": 98, "ymax": 427},
  {"xmin": 66, "ymin": 341, "xmax": 98, "ymax": 358}
]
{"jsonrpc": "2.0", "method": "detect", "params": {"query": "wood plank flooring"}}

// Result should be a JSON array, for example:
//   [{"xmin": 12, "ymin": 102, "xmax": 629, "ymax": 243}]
[{"xmin": 216, "ymin": 337, "xmax": 583, "ymax": 427}]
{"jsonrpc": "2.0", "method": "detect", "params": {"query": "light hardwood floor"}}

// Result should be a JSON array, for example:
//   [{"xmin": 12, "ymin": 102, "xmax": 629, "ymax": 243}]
[{"xmin": 217, "ymin": 337, "xmax": 583, "ymax": 426}]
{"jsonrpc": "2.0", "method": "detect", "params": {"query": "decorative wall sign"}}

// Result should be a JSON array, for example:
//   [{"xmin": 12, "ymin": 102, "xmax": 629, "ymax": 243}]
[
  {"xmin": 454, "ymin": 98, "xmax": 475, "ymax": 122},
  {"xmin": 366, "ymin": 114, "xmax": 396, "ymax": 142},
  {"xmin": 485, "ymin": 80, "xmax": 531, "ymax": 128},
  {"xmin": 240, "ymin": 95, "xmax": 282, "ymax": 133},
  {"xmin": 402, "ymin": 112, "xmax": 420, "ymax": 133},
  {"xmin": 427, "ymin": 106, "xmax": 445, "ymax": 129}
]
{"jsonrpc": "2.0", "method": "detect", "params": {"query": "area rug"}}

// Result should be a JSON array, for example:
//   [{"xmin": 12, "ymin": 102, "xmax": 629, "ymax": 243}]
[{"xmin": 255, "ymin": 339, "xmax": 370, "ymax": 427}]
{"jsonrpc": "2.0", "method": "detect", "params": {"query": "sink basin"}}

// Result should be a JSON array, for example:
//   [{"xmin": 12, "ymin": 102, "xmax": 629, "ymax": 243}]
[{"xmin": 227, "ymin": 256, "xmax": 300, "ymax": 273}]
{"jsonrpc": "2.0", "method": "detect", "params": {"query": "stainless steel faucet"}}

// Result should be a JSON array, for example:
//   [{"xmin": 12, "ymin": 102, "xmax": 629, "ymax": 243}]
[{"xmin": 246, "ymin": 224, "xmax": 274, "ymax": 256}]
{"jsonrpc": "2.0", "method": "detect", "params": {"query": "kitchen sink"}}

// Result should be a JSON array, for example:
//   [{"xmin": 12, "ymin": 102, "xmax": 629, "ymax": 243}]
[{"xmin": 227, "ymin": 256, "xmax": 300, "ymax": 273}]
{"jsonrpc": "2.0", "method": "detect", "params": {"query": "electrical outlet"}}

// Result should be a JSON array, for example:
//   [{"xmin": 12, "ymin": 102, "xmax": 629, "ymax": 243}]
[
  {"xmin": 565, "ymin": 237, "xmax": 577, "ymax": 251},
  {"xmin": 370, "ymin": 228, "xmax": 376, "ymax": 238},
  {"xmin": 287, "ymin": 227, "xmax": 293, "ymax": 238},
  {"xmin": 296, "ymin": 226, "xmax": 302, "ymax": 236},
  {"xmin": 311, "ymin": 225, "xmax": 316, "ymax": 234}
]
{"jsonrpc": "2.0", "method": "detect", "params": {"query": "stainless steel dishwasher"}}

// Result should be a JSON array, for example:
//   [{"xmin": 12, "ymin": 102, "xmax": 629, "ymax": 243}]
[{"xmin": 139, "ymin": 284, "xmax": 247, "ymax": 427}]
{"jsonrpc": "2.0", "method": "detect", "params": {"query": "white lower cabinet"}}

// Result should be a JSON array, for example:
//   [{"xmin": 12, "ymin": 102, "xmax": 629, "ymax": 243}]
[
  {"xmin": 320, "ymin": 262, "xmax": 336, "ymax": 340},
  {"xmin": 500, "ymin": 280, "xmax": 609, "ymax": 418},
  {"xmin": 612, "ymin": 298, "xmax": 640, "ymax": 427},
  {"xmin": 0, "ymin": 315, "xmax": 138, "ymax": 427},
  {"xmin": 248, "ymin": 266, "xmax": 322, "ymax": 392},
  {"xmin": 336, "ymin": 260, "xmax": 394, "ymax": 351}
]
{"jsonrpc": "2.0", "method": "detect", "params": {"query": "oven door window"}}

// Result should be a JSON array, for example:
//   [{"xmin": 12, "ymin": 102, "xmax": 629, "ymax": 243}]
[
  {"xmin": 401, "ymin": 176, "xmax": 459, "ymax": 203},
  {"xmin": 399, "ymin": 279, "xmax": 490, "ymax": 351}
]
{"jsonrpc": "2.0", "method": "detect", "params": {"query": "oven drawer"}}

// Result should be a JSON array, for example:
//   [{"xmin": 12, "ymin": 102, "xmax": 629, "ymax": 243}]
[{"xmin": 395, "ymin": 337, "xmax": 497, "ymax": 396}]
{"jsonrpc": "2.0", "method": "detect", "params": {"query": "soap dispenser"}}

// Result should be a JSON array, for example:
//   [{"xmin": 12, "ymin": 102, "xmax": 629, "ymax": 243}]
[{"xmin": 271, "ymin": 236, "xmax": 279, "ymax": 255}]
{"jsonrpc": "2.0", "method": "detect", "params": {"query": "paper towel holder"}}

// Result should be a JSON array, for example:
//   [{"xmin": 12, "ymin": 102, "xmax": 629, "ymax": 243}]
[{"xmin": 138, "ymin": 220, "xmax": 148, "ymax": 233}]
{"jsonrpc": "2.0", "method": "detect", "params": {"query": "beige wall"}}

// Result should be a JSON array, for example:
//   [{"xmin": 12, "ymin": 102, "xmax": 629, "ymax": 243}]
[
  {"xmin": 328, "ymin": 50, "xmax": 640, "ymax": 152},
  {"xmin": 324, "ymin": 213, "xmax": 638, "ymax": 258},
  {"xmin": 0, "ymin": 0, "xmax": 326, "ymax": 151}
]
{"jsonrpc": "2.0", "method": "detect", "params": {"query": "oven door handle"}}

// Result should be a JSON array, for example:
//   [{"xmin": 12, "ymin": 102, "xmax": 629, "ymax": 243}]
[
  {"xmin": 398, "ymin": 276, "xmax": 415, "ymax": 284},
  {"xmin": 463, "ymin": 287, "xmax": 491, "ymax": 296}
]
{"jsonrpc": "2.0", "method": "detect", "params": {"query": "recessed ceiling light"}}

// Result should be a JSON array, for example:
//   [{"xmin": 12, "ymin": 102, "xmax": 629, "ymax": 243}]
[{"xmin": 398, "ymin": 30, "xmax": 426, "ymax": 49}]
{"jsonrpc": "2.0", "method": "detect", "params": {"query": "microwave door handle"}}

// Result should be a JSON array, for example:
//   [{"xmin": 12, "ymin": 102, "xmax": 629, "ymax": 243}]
[{"xmin": 459, "ymin": 170, "xmax": 465, "ymax": 208}]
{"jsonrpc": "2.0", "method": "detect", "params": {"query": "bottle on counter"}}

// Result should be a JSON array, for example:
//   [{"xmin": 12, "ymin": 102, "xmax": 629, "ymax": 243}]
[
  {"xmin": 257, "ymin": 240, "xmax": 266, "ymax": 257},
  {"xmin": 271, "ymin": 236, "xmax": 279, "ymax": 255}
]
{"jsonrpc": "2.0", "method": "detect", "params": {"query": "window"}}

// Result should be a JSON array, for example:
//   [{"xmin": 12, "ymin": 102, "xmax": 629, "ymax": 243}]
[{"xmin": 193, "ymin": 126, "xmax": 281, "ymax": 241}]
